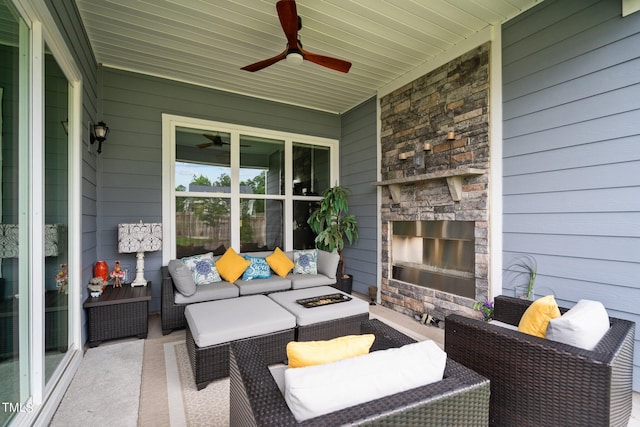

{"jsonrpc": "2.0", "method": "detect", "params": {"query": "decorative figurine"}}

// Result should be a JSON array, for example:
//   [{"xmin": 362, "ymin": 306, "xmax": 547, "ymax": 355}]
[
  {"xmin": 88, "ymin": 276, "xmax": 107, "ymax": 297},
  {"xmin": 110, "ymin": 260, "xmax": 125, "ymax": 287},
  {"xmin": 55, "ymin": 264, "xmax": 68, "ymax": 294}
]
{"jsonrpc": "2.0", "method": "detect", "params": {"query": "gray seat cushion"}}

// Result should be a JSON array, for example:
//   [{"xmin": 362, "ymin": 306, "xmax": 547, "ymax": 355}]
[
  {"xmin": 174, "ymin": 281, "xmax": 239, "ymax": 304},
  {"xmin": 268, "ymin": 286, "xmax": 369, "ymax": 326},
  {"xmin": 185, "ymin": 294, "xmax": 296, "ymax": 347},
  {"xmin": 288, "ymin": 273, "xmax": 335, "ymax": 289},
  {"xmin": 235, "ymin": 276, "xmax": 291, "ymax": 295}
]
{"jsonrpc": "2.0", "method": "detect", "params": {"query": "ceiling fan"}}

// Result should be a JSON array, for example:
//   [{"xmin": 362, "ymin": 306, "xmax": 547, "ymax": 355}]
[
  {"xmin": 241, "ymin": 0, "xmax": 351, "ymax": 73},
  {"xmin": 197, "ymin": 134, "xmax": 227, "ymax": 149},
  {"xmin": 197, "ymin": 134, "xmax": 249, "ymax": 149}
]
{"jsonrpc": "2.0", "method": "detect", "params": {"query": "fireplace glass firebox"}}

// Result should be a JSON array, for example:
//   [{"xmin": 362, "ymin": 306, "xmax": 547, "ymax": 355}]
[{"xmin": 391, "ymin": 220, "xmax": 475, "ymax": 298}]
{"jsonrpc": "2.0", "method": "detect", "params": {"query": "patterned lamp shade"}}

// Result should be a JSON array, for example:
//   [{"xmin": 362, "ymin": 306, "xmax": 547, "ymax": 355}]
[
  {"xmin": 0, "ymin": 224, "xmax": 19, "ymax": 258},
  {"xmin": 45, "ymin": 224, "xmax": 64, "ymax": 257},
  {"xmin": 118, "ymin": 222, "xmax": 162, "ymax": 254},
  {"xmin": 0, "ymin": 224, "xmax": 64, "ymax": 258},
  {"xmin": 118, "ymin": 221, "xmax": 162, "ymax": 286}
]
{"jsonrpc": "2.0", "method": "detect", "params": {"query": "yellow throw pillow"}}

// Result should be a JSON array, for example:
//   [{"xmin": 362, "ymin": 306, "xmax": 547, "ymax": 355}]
[
  {"xmin": 518, "ymin": 295, "xmax": 561, "ymax": 338},
  {"xmin": 287, "ymin": 334, "xmax": 376, "ymax": 368},
  {"xmin": 266, "ymin": 247, "xmax": 295, "ymax": 278},
  {"xmin": 214, "ymin": 247, "xmax": 250, "ymax": 283}
]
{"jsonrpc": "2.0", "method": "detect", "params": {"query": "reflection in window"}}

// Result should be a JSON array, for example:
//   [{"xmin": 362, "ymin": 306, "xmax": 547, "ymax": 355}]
[
  {"xmin": 240, "ymin": 199, "xmax": 283, "ymax": 253},
  {"xmin": 240, "ymin": 135, "xmax": 284, "ymax": 195},
  {"xmin": 176, "ymin": 197, "xmax": 230, "ymax": 258},
  {"xmin": 175, "ymin": 128, "xmax": 231, "ymax": 193},
  {"xmin": 293, "ymin": 143, "xmax": 330, "ymax": 196},
  {"xmin": 0, "ymin": 1, "xmax": 25, "ymax": 421},
  {"xmin": 44, "ymin": 43, "xmax": 70, "ymax": 383},
  {"xmin": 293, "ymin": 200, "xmax": 320, "ymax": 250}
]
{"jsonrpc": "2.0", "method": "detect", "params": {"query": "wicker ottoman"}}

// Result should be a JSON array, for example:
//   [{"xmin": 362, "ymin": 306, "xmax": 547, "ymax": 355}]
[
  {"xmin": 185, "ymin": 294, "xmax": 296, "ymax": 390},
  {"xmin": 268, "ymin": 286, "xmax": 369, "ymax": 341}
]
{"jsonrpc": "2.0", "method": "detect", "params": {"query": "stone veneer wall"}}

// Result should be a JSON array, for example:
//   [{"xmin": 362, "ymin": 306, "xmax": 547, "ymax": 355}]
[{"xmin": 378, "ymin": 42, "xmax": 491, "ymax": 324}]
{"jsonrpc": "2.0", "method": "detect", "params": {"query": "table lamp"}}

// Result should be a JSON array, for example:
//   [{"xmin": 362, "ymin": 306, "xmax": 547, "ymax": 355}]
[{"xmin": 118, "ymin": 221, "xmax": 162, "ymax": 287}]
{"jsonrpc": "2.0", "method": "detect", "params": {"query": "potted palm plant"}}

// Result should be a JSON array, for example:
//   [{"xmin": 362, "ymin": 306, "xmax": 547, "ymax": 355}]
[{"xmin": 308, "ymin": 185, "xmax": 359, "ymax": 293}]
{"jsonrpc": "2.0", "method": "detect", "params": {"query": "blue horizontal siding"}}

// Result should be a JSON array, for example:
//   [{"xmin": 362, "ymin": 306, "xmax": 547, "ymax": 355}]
[{"xmin": 502, "ymin": 0, "xmax": 640, "ymax": 390}]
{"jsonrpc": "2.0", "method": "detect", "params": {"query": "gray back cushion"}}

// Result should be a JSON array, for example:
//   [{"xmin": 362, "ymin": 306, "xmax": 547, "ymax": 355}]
[{"xmin": 168, "ymin": 259, "xmax": 196, "ymax": 297}]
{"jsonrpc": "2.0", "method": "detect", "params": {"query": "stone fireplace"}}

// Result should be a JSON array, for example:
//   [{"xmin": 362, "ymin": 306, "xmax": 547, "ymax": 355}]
[{"xmin": 377, "ymin": 43, "xmax": 491, "ymax": 324}]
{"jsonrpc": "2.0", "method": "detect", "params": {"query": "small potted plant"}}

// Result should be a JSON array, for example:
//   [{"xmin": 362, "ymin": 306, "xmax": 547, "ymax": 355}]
[
  {"xmin": 308, "ymin": 185, "xmax": 359, "ymax": 293},
  {"xmin": 88, "ymin": 277, "xmax": 107, "ymax": 298},
  {"xmin": 473, "ymin": 299, "xmax": 494, "ymax": 321},
  {"xmin": 508, "ymin": 255, "xmax": 537, "ymax": 300}
]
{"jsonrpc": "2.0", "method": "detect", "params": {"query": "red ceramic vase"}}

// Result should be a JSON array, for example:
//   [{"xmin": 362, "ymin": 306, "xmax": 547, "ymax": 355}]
[{"xmin": 94, "ymin": 261, "xmax": 109, "ymax": 282}]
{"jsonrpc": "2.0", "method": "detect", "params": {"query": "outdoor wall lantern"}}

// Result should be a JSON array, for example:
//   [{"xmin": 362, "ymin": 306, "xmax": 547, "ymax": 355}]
[{"xmin": 90, "ymin": 121, "xmax": 110, "ymax": 154}]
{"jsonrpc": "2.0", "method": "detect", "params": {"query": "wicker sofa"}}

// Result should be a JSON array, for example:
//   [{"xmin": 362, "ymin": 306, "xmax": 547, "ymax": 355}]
[
  {"xmin": 445, "ymin": 295, "xmax": 635, "ymax": 427},
  {"xmin": 229, "ymin": 318, "xmax": 490, "ymax": 426},
  {"xmin": 161, "ymin": 249, "xmax": 340, "ymax": 335}
]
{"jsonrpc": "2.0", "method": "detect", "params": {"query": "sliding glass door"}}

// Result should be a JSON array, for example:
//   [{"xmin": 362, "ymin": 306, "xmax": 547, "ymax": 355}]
[
  {"xmin": 0, "ymin": 0, "xmax": 82, "ymax": 423},
  {"xmin": 0, "ymin": 2, "xmax": 29, "ymax": 424},
  {"xmin": 43, "ymin": 43, "xmax": 70, "ymax": 383}
]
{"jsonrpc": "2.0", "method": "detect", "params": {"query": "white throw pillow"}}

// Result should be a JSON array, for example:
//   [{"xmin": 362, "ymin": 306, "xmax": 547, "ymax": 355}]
[
  {"xmin": 546, "ymin": 299, "xmax": 610, "ymax": 350},
  {"xmin": 284, "ymin": 339, "xmax": 446, "ymax": 422}
]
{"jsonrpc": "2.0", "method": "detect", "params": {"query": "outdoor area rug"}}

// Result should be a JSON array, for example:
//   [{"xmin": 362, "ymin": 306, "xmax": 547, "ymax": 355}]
[
  {"xmin": 163, "ymin": 313, "xmax": 429, "ymax": 427},
  {"xmin": 164, "ymin": 341, "xmax": 229, "ymax": 427},
  {"xmin": 50, "ymin": 339, "xmax": 144, "ymax": 427}
]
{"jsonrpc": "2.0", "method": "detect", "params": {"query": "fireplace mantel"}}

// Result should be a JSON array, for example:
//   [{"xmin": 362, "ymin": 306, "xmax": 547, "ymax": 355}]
[{"xmin": 373, "ymin": 168, "xmax": 485, "ymax": 202}]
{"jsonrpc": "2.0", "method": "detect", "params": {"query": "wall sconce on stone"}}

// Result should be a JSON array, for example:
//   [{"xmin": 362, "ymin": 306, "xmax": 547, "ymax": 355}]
[
  {"xmin": 423, "ymin": 143, "xmax": 432, "ymax": 152},
  {"xmin": 398, "ymin": 152, "xmax": 409, "ymax": 160},
  {"xmin": 447, "ymin": 131, "xmax": 456, "ymax": 141}
]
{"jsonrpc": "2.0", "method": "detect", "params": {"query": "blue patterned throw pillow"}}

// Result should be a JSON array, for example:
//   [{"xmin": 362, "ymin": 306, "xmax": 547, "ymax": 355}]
[
  {"xmin": 293, "ymin": 249, "xmax": 318, "ymax": 275},
  {"xmin": 181, "ymin": 252, "xmax": 222, "ymax": 285},
  {"xmin": 242, "ymin": 255, "xmax": 272, "ymax": 281}
]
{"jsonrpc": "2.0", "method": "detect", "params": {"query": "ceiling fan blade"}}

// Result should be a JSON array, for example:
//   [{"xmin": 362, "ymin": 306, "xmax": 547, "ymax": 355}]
[
  {"xmin": 300, "ymin": 49, "xmax": 352, "ymax": 73},
  {"xmin": 276, "ymin": 0, "xmax": 298, "ymax": 49},
  {"xmin": 241, "ymin": 49, "xmax": 288, "ymax": 72}
]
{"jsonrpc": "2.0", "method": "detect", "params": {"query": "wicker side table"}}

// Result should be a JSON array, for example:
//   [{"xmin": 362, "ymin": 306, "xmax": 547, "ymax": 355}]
[{"xmin": 84, "ymin": 283, "xmax": 152, "ymax": 347}]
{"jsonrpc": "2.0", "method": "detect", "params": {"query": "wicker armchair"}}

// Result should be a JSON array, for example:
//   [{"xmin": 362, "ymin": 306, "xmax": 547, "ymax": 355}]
[
  {"xmin": 445, "ymin": 295, "xmax": 635, "ymax": 427},
  {"xmin": 230, "ymin": 318, "xmax": 490, "ymax": 426}
]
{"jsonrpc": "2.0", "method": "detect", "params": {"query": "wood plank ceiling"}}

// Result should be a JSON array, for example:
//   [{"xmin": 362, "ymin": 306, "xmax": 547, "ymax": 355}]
[{"xmin": 75, "ymin": 0, "xmax": 542, "ymax": 114}]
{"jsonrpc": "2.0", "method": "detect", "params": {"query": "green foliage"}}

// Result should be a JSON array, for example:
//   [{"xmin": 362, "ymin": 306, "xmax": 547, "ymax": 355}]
[
  {"xmin": 191, "ymin": 174, "xmax": 212, "ymax": 186},
  {"xmin": 508, "ymin": 255, "xmax": 537, "ymax": 300},
  {"xmin": 473, "ymin": 299, "xmax": 494, "ymax": 321},
  {"xmin": 241, "ymin": 171, "xmax": 266, "ymax": 212},
  {"xmin": 308, "ymin": 185, "xmax": 359, "ymax": 276}
]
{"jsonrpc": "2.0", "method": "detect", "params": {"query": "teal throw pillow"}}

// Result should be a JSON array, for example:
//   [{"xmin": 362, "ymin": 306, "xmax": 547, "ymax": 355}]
[
  {"xmin": 242, "ymin": 255, "xmax": 272, "ymax": 281},
  {"xmin": 181, "ymin": 252, "xmax": 222, "ymax": 285},
  {"xmin": 293, "ymin": 249, "xmax": 318, "ymax": 275}
]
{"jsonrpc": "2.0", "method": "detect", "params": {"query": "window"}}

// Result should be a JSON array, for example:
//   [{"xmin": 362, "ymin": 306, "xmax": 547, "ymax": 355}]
[{"xmin": 162, "ymin": 115, "xmax": 338, "ymax": 261}]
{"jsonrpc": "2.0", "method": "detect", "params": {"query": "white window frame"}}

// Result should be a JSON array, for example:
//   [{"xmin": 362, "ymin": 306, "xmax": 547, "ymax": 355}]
[{"xmin": 161, "ymin": 114, "xmax": 339, "ymax": 264}]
